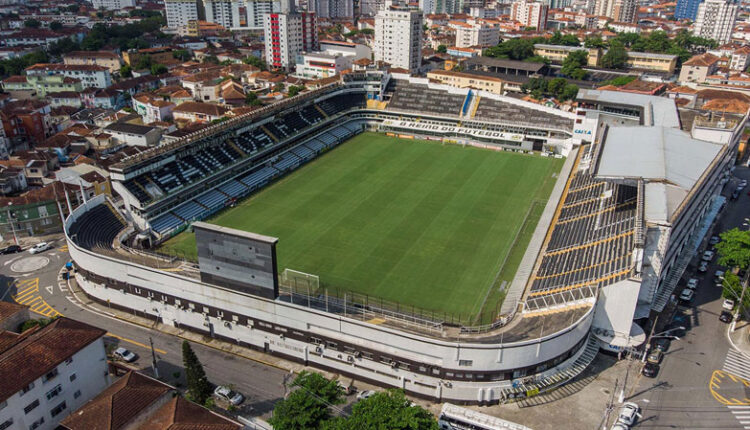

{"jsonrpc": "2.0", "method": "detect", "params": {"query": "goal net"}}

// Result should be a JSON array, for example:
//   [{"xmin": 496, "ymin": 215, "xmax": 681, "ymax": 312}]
[{"xmin": 280, "ymin": 268, "xmax": 320, "ymax": 292}]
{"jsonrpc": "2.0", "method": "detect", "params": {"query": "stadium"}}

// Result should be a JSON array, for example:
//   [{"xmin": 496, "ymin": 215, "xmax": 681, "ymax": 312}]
[{"xmin": 64, "ymin": 66, "xmax": 746, "ymax": 404}]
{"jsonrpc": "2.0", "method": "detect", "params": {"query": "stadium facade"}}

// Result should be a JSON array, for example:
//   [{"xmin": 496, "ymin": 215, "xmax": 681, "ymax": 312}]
[{"xmin": 64, "ymin": 69, "xmax": 746, "ymax": 404}]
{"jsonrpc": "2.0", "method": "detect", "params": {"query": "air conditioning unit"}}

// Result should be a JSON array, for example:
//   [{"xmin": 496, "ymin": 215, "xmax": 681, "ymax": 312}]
[
  {"xmin": 224, "ymin": 321, "xmax": 232, "ymax": 328},
  {"xmin": 347, "ymin": 356, "xmax": 354, "ymax": 363},
  {"xmin": 315, "ymin": 346, "xmax": 323, "ymax": 354}
]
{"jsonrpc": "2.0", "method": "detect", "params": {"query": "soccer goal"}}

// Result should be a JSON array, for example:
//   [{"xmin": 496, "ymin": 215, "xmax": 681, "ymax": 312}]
[{"xmin": 280, "ymin": 268, "xmax": 320, "ymax": 292}]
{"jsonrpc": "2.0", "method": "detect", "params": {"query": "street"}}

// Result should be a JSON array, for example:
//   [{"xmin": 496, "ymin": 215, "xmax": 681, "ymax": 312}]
[
  {"xmin": 627, "ymin": 166, "xmax": 750, "ymax": 429},
  {"xmin": 0, "ymin": 239, "xmax": 288, "ymax": 419}
]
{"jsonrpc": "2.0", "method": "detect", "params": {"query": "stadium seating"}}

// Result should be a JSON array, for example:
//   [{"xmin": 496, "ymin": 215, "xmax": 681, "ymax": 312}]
[
  {"xmin": 529, "ymin": 146, "xmax": 636, "ymax": 297},
  {"xmin": 173, "ymin": 201, "xmax": 207, "ymax": 222},
  {"xmin": 150, "ymin": 212, "xmax": 183, "ymax": 234},
  {"xmin": 68, "ymin": 204, "xmax": 125, "ymax": 250},
  {"xmin": 219, "ymin": 180, "xmax": 248, "ymax": 197},
  {"xmin": 195, "ymin": 189, "xmax": 228, "ymax": 210},
  {"xmin": 474, "ymin": 98, "xmax": 574, "ymax": 131},
  {"xmin": 386, "ymin": 80, "xmax": 465, "ymax": 117},
  {"xmin": 239, "ymin": 166, "xmax": 277, "ymax": 190}
]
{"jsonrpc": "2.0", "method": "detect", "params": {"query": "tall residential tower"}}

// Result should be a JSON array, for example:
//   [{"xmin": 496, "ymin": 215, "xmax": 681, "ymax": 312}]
[{"xmin": 374, "ymin": 1, "xmax": 423, "ymax": 73}]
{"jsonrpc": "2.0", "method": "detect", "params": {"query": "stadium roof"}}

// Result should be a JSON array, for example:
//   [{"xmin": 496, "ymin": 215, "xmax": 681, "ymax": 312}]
[
  {"xmin": 577, "ymin": 89, "xmax": 680, "ymax": 129},
  {"xmin": 596, "ymin": 126, "xmax": 723, "ymax": 223}
]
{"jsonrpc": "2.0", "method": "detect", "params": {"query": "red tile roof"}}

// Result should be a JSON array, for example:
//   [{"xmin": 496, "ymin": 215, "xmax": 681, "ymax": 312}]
[
  {"xmin": 0, "ymin": 318, "xmax": 106, "ymax": 402},
  {"xmin": 173, "ymin": 102, "xmax": 229, "ymax": 117},
  {"xmin": 0, "ymin": 302, "xmax": 26, "ymax": 324}
]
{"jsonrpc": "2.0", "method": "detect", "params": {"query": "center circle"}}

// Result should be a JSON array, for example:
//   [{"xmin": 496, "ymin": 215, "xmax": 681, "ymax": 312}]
[{"xmin": 11, "ymin": 256, "xmax": 50, "ymax": 273}]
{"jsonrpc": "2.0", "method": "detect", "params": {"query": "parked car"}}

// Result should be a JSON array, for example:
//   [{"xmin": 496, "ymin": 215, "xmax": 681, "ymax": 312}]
[
  {"xmin": 732, "ymin": 189, "xmax": 741, "ymax": 200},
  {"xmin": 214, "ymin": 386, "xmax": 244, "ymax": 405},
  {"xmin": 0, "ymin": 245, "xmax": 21, "ymax": 254},
  {"xmin": 714, "ymin": 270, "xmax": 725, "ymax": 282},
  {"xmin": 647, "ymin": 350, "xmax": 663, "ymax": 364},
  {"xmin": 686, "ymin": 278, "xmax": 699, "ymax": 290},
  {"xmin": 723, "ymin": 299, "xmax": 735, "ymax": 310},
  {"xmin": 617, "ymin": 402, "xmax": 641, "ymax": 426},
  {"xmin": 652, "ymin": 337, "xmax": 670, "ymax": 352},
  {"xmin": 709, "ymin": 235, "xmax": 721, "ymax": 245},
  {"xmin": 679, "ymin": 288, "xmax": 694, "ymax": 302},
  {"xmin": 642, "ymin": 362, "xmax": 659, "ymax": 378},
  {"xmin": 698, "ymin": 261, "xmax": 709, "ymax": 272},
  {"xmin": 113, "ymin": 347, "xmax": 137, "ymax": 362},
  {"xmin": 28, "ymin": 242, "xmax": 51, "ymax": 254},
  {"xmin": 357, "ymin": 390, "xmax": 376, "ymax": 401},
  {"xmin": 720, "ymin": 310, "xmax": 733, "ymax": 323},
  {"xmin": 702, "ymin": 250, "xmax": 715, "ymax": 261}
]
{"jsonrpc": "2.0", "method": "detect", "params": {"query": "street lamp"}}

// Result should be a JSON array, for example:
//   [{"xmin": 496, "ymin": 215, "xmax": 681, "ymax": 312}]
[{"xmin": 642, "ymin": 326, "xmax": 685, "ymax": 363}]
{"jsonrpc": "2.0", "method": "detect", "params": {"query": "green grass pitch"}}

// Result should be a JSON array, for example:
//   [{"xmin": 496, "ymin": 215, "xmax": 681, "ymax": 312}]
[{"xmin": 160, "ymin": 132, "xmax": 563, "ymax": 319}]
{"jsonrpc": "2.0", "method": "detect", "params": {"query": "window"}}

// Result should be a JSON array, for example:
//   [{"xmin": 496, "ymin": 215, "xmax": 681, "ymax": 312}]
[
  {"xmin": 73, "ymin": 390, "xmax": 81, "ymax": 399},
  {"xmin": 64, "ymin": 357, "xmax": 73, "ymax": 365},
  {"xmin": 29, "ymin": 417, "xmax": 44, "ymax": 430},
  {"xmin": 20, "ymin": 382, "xmax": 34, "ymax": 395},
  {"xmin": 0, "ymin": 419, "xmax": 12, "ymax": 430},
  {"xmin": 50, "ymin": 401, "xmax": 66, "ymax": 417},
  {"xmin": 69, "ymin": 373, "xmax": 77, "ymax": 382},
  {"xmin": 42, "ymin": 368, "xmax": 58, "ymax": 383},
  {"xmin": 458, "ymin": 360, "xmax": 473, "ymax": 367},
  {"xmin": 46, "ymin": 384, "xmax": 62, "ymax": 400},
  {"xmin": 24, "ymin": 399, "xmax": 40, "ymax": 414}
]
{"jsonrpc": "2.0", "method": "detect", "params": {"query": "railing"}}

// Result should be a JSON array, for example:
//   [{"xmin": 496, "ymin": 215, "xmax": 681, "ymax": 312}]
[
  {"xmin": 634, "ymin": 179, "xmax": 645, "ymax": 247},
  {"xmin": 523, "ymin": 285, "xmax": 598, "ymax": 312}
]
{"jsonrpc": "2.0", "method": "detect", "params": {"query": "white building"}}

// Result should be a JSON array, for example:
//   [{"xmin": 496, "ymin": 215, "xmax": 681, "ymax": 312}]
[
  {"xmin": 419, "ymin": 0, "xmax": 463, "ymax": 14},
  {"xmin": 453, "ymin": 20, "xmax": 499, "ymax": 48},
  {"xmin": 294, "ymin": 40, "xmax": 372, "ymax": 79},
  {"xmin": 24, "ymin": 64, "xmax": 112, "ymax": 89},
  {"xmin": 165, "ymin": 0, "xmax": 199, "ymax": 30},
  {"xmin": 263, "ymin": 8, "xmax": 318, "ymax": 71},
  {"xmin": 694, "ymin": 0, "xmax": 738, "ymax": 44},
  {"xmin": 374, "ymin": 3, "xmax": 423, "ymax": 73},
  {"xmin": 104, "ymin": 123, "xmax": 163, "ymax": 147},
  {"xmin": 510, "ymin": 0, "xmax": 548, "ymax": 30},
  {"xmin": 308, "ymin": 0, "xmax": 353, "ymax": 18},
  {"xmin": 0, "ymin": 318, "xmax": 109, "ymax": 430},
  {"xmin": 90, "ymin": 0, "xmax": 135, "ymax": 10},
  {"xmin": 204, "ymin": 0, "xmax": 281, "ymax": 31}
]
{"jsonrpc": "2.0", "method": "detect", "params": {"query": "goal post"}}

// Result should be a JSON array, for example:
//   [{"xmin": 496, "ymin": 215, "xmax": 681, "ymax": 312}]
[{"xmin": 280, "ymin": 268, "xmax": 320, "ymax": 292}]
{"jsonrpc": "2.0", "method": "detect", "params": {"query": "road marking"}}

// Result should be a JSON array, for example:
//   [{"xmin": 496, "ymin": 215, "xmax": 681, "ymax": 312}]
[
  {"xmin": 45, "ymin": 285, "xmax": 53, "ymax": 295},
  {"xmin": 58, "ymin": 245, "xmax": 68, "ymax": 252},
  {"xmin": 105, "ymin": 333, "xmax": 167, "ymax": 355},
  {"xmin": 10, "ymin": 277, "xmax": 62, "ymax": 318}
]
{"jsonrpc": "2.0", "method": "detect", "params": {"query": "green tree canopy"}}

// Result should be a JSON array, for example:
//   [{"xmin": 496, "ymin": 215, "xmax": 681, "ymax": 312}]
[
  {"xmin": 150, "ymin": 63, "xmax": 168, "ymax": 75},
  {"xmin": 24, "ymin": 19, "xmax": 41, "ymax": 28},
  {"xmin": 600, "ymin": 41, "xmax": 629, "ymax": 69},
  {"xmin": 120, "ymin": 64, "xmax": 132, "ymax": 78},
  {"xmin": 49, "ymin": 21, "xmax": 63, "ymax": 31},
  {"xmin": 182, "ymin": 340, "xmax": 212, "ymax": 405},
  {"xmin": 484, "ymin": 38, "xmax": 543, "ymax": 61},
  {"xmin": 287, "ymin": 85, "xmax": 305, "ymax": 97},
  {"xmin": 548, "ymin": 31, "xmax": 580, "ymax": 46},
  {"xmin": 245, "ymin": 91, "xmax": 262, "ymax": 106},
  {"xmin": 243, "ymin": 55, "xmax": 267, "ymax": 70},
  {"xmin": 560, "ymin": 50, "xmax": 587, "ymax": 80},
  {"xmin": 172, "ymin": 49, "xmax": 191, "ymax": 61},
  {"xmin": 437, "ymin": 44, "xmax": 447, "ymax": 53},
  {"xmin": 584, "ymin": 35, "xmax": 606, "ymax": 48},
  {"xmin": 716, "ymin": 228, "xmax": 750, "ymax": 269},
  {"xmin": 269, "ymin": 371, "xmax": 344, "ymax": 430},
  {"xmin": 324, "ymin": 390, "xmax": 438, "ymax": 430}
]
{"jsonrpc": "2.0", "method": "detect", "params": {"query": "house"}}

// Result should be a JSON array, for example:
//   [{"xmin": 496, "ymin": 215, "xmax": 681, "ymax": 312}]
[
  {"xmin": 730, "ymin": 46, "xmax": 750, "ymax": 71},
  {"xmin": 0, "ymin": 318, "xmax": 109, "ymax": 430},
  {"xmin": 80, "ymin": 88, "xmax": 126, "ymax": 110},
  {"xmin": 219, "ymin": 80, "xmax": 246, "ymax": 106},
  {"xmin": 172, "ymin": 101, "xmax": 229, "ymax": 123},
  {"xmin": 58, "ymin": 371, "xmax": 242, "ymax": 430},
  {"xmin": 132, "ymin": 94, "xmax": 176, "ymax": 123},
  {"xmin": 1, "ymin": 75, "xmax": 35, "ymax": 99},
  {"xmin": 48, "ymin": 92, "xmax": 83, "ymax": 108},
  {"xmin": 678, "ymin": 53, "xmax": 720, "ymax": 83},
  {"xmin": 63, "ymin": 51, "xmax": 122, "ymax": 74},
  {"xmin": 0, "ymin": 100, "xmax": 55, "ymax": 153},
  {"xmin": 4, "ymin": 28, "xmax": 67, "ymax": 48},
  {"xmin": 0, "ymin": 301, "xmax": 29, "ymax": 331},
  {"xmin": 0, "ymin": 166, "xmax": 27, "ymax": 196},
  {"xmin": 25, "ymin": 64, "xmax": 112, "ymax": 91},
  {"xmin": 104, "ymin": 123, "xmax": 162, "ymax": 147}
]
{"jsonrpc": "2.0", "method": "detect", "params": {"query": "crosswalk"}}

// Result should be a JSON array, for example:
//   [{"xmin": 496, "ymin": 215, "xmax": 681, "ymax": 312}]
[
  {"xmin": 58, "ymin": 244, "xmax": 68, "ymax": 253},
  {"xmin": 11, "ymin": 278, "xmax": 61, "ymax": 318},
  {"xmin": 723, "ymin": 349, "xmax": 750, "ymax": 428}
]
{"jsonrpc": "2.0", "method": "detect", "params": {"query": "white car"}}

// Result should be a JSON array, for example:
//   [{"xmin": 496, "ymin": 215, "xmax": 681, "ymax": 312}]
[
  {"xmin": 702, "ymin": 250, "xmax": 715, "ymax": 261},
  {"xmin": 723, "ymin": 299, "xmax": 735, "ymax": 310},
  {"xmin": 28, "ymin": 242, "xmax": 51, "ymax": 254},
  {"xmin": 709, "ymin": 235, "xmax": 721, "ymax": 245},
  {"xmin": 214, "ymin": 386, "xmax": 244, "ymax": 405},
  {"xmin": 617, "ymin": 402, "xmax": 641, "ymax": 426},
  {"xmin": 686, "ymin": 278, "xmax": 699, "ymax": 290},
  {"xmin": 113, "ymin": 347, "xmax": 137, "ymax": 362},
  {"xmin": 356, "ymin": 390, "xmax": 376, "ymax": 400},
  {"xmin": 698, "ymin": 261, "xmax": 709, "ymax": 272},
  {"xmin": 679, "ymin": 288, "xmax": 694, "ymax": 302}
]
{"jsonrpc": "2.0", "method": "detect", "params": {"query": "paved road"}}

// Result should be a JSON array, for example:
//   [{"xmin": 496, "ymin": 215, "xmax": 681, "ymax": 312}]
[
  {"xmin": 0, "ymin": 239, "xmax": 288, "ymax": 418},
  {"xmin": 628, "ymin": 166, "xmax": 750, "ymax": 429}
]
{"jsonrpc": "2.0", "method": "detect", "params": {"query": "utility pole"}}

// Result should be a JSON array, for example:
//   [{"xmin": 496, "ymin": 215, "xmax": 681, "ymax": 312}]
[
  {"xmin": 149, "ymin": 337, "xmax": 159, "ymax": 379},
  {"xmin": 6, "ymin": 206, "xmax": 17, "ymax": 245},
  {"xmin": 731, "ymin": 268, "xmax": 749, "ymax": 332},
  {"xmin": 601, "ymin": 378, "xmax": 618, "ymax": 430},
  {"xmin": 619, "ymin": 354, "xmax": 631, "ymax": 403},
  {"xmin": 642, "ymin": 315, "xmax": 659, "ymax": 363}
]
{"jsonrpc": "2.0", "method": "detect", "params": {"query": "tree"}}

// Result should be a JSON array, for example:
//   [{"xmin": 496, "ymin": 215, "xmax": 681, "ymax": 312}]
[
  {"xmin": 437, "ymin": 44, "xmax": 447, "ymax": 53},
  {"xmin": 722, "ymin": 272, "xmax": 750, "ymax": 309},
  {"xmin": 246, "ymin": 91, "xmax": 262, "ymax": 106},
  {"xmin": 484, "ymin": 38, "xmax": 539, "ymax": 61},
  {"xmin": 324, "ymin": 390, "xmax": 438, "ymax": 430},
  {"xmin": 182, "ymin": 341, "xmax": 212, "ymax": 405},
  {"xmin": 269, "ymin": 371, "xmax": 344, "ymax": 430},
  {"xmin": 203, "ymin": 55, "xmax": 219, "ymax": 64},
  {"xmin": 150, "ymin": 64, "xmax": 168, "ymax": 75},
  {"xmin": 287, "ymin": 85, "xmax": 305, "ymax": 97},
  {"xmin": 49, "ymin": 21, "xmax": 63, "ymax": 31},
  {"xmin": 119, "ymin": 64, "xmax": 132, "ymax": 78},
  {"xmin": 600, "ymin": 41, "xmax": 629, "ymax": 69},
  {"xmin": 360, "ymin": 28, "xmax": 374, "ymax": 35},
  {"xmin": 243, "ymin": 55, "xmax": 267, "ymax": 70},
  {"xmin": 548, "ymin": 31, "xmax": 580, "ymax": 46},
  {"xmin": 172, "ymin": 49, "xmax": 191, "ymax": 61},
  {"xmin": 560, "ymin": 50, "xmax": 587, "ymax": 80},
  {"xmin": 24, "ymin": 19, "xmax": 41, "ymax": 28},
  {"xmin": 584, "ymin": 35, "xmax": 606, "ymax": 48},
  {"xmin": 273, "ymin": 82, "xmax": 285, "ymax": 92},
  {"xmin": 598, "ymin": 75, "xmax": 636, "ymax": 87},
  {"xmin": 716, "ymin": 228, "xmax": 750, "ymax": 269},
  {"xmin": 135, "ymin": 54, "xmax": 153, "ymax": 70}
]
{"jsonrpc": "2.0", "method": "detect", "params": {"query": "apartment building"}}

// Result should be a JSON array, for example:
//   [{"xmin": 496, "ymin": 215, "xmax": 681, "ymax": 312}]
[
  {"xmin": 694, "ymin": 0, "xmax": 738, "ymax": 44},
  {"xmin": 308, "ymin": 0, "xmax": 354, "ymax": 18},
  {"xmin": 165, "ymin": 0, "xmax": 200, "ymax": 30},
  {"xmin": 678, "ymin": 52, "xmax": 721, "ymax": 83},
  {"xmin": 263, "ymin": 8, "xmax": 318, "ymax": 71},
  {"xmin": 90, "ymin": 0, "xmax": 135, "ymax": 10},
  {"xmin": 510, "ymin": 0, "xmax": 548, "ymax": 30},
  {"xmin": 63, "ymin": 51, "xmax": 122, "ymax": 74},
  {"xmin": 674, "ymin": 0, "xmax": 702, "ymax": 20},
  {"xmin": 374, "ymin": 2, "xmax": 423, "ymax": 73},
  {"xmin": 205, "ymin": 0, "xmax": 280, "ymax": 31},
  {"xmin": 730, "ymin": 46, "xmax": 750, "ymax": 71},
  {"xmin": 454, "ymin": 20, "xmax": 499, "ymax": 48},
  {"xmin": 25, "ymin": 64, "xmax": 112, "ymax": 91},
  {"xmin": 594, "ymin": 0, "xmax": 637, "ymax": 23},
  {"xmin": 0, "ymin": 318, "xmax": 109, "ymax": 430},
  {"xmin": 419, "ymin": 0, "xmax": 463, "ymax": 14}
]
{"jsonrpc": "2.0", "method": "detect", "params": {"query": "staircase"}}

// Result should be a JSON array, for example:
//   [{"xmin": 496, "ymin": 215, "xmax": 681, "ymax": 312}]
[
  {"xmin": 260, "ymin": 125, "xmax": 279, "ymax": 143},
  {"xmin": 227, "ymin": 139, "xmax": 247, "ymax": 157},
  {"xmin": 470, "ymin": 95, "xmax": 481, "ymax": 118},
  {"xmin": 314, "ymin": 104, "xmax": 329, "ymax": 118},
  {"xmin": 501, "ymin": 335, "xmax": 599, "ymax": 403}
]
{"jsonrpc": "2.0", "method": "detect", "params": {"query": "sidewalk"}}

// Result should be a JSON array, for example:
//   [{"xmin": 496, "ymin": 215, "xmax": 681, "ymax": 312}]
[{"xmin": 728, "ymin": 320, "xmax": 750, "ymax": 357}]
